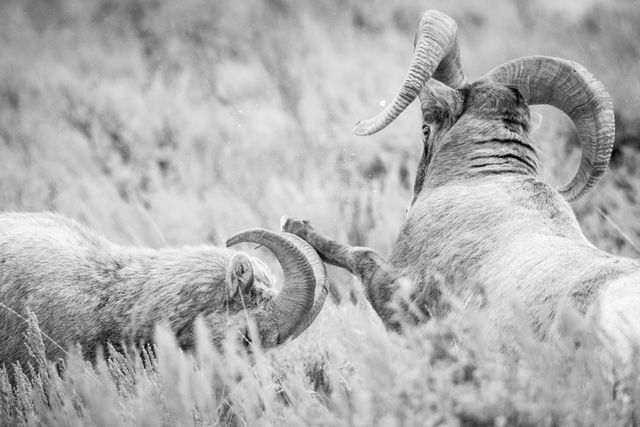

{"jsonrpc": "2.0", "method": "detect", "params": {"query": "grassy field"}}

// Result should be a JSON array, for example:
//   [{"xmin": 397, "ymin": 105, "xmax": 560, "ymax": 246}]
[{"xmin": 2, "ymin": 0, "xmax": 640, "ymax": 424}]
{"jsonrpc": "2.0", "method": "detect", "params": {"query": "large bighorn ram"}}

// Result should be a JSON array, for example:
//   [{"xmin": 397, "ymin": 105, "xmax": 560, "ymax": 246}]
[
  {"xmin": 284, "ymin": 10, "xmax": 640, "ymax": 353},
  {"xmin": 0, "ymin": 212, "xmax": 327, "ymax": 367}
]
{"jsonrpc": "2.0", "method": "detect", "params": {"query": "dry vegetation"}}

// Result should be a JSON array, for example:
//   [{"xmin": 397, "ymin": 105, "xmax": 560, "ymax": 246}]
[{"xmin": 1, "ymin": 0, "xmax": 640, "ymax": 425}]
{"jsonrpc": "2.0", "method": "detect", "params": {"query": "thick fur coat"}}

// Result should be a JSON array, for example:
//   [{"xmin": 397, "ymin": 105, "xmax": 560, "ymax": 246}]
[
  {"xmin": 284, "ymin": 81, "xmax": 640, "ymax": 354},
  {"xmin": 0, "ymin": 212, "xmax": 277, "ymax": 367}
]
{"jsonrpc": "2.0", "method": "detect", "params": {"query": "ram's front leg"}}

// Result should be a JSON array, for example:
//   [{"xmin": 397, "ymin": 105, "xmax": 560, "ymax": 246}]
[{"xmin": 281, "ymin": 217, "xmax": 402, "ymax": 330}]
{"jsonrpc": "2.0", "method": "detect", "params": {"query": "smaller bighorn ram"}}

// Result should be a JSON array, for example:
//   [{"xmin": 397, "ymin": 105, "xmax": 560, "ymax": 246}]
[
  {"xmin": 0, "ymin": 212, "xmax": 327, "ymax": 367},
  {"xmin": 284, "ymin": 10, "xmax": 640, "ymax": 354}
]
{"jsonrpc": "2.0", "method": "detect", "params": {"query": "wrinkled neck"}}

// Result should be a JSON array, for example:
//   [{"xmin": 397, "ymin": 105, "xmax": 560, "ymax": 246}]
[{"xmin": 425, "ymin": 118, "xmax": 540, "ymax": 188}]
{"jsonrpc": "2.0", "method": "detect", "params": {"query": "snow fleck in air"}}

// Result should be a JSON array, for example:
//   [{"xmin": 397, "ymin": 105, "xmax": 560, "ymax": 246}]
[{"xmin": 379, "ymin": 100, "xmax": 387, "ymax": 107}]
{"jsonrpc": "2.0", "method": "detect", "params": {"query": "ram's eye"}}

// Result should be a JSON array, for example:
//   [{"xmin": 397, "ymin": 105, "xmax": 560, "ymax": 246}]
[{"xmin": 422, "ymin": 123, "xmax": 431, "ymax": 140}]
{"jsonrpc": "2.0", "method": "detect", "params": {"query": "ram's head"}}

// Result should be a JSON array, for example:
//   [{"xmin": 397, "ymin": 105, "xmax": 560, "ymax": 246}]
[
  {"xmin": 225, "ymin": 229, "xmax": 328, "ymax": 346},
  {"xmin": 354, "ymin": 10, "xmax": 614, "ymax": 207}
]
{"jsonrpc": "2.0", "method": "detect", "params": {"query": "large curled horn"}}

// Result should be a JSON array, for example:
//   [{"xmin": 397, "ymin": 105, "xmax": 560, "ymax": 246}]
[
  {"xmin": 226, "ymin": 228, "xmax": 326, "ymax": 345},
  {"xmin": 483, "ymin": 56, "xmax": 615, "ymax": 201},
  {"xmin": 354, "ymin": 10, "xmax": 467, "ymax": 136},
  {"xmin": 279, "ymin": 231, "xmax": 328, "ymax": 340}
]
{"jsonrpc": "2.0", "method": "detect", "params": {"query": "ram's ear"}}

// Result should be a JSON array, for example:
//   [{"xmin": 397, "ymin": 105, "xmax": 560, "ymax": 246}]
[
  {"xmin": 227, "ymin": 253, "xmax": 254, "ymax": 297},
  {"xmin": 505, "ymin": 84, "xmax": 526, "ymax": 104}
]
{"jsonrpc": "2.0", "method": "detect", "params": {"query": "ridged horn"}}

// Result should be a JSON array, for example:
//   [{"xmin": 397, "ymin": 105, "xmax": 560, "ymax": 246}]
[
  {"xmin": 354, "ymin": 10, "xmax": 466, "ymax": 136},
  {"xmin": 483, "ymin": 56, "xmax": 615, "ymax": 201},
  {"xmin": 226, "ymin": 228, "xmax": 323, "ymax": 345},
  {"xmin": 279, "ymin": 232, "xmax": 328, "ymax": 340}
]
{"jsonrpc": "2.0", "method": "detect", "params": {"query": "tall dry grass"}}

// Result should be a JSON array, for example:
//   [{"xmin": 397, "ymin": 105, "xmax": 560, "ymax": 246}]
[
  {"xmin": 1, "ymin": 0, "xmax": 640, "ymax": 424},
  {"xmin": 2, "ymin": 302, "xmax": 639, "ymax": 426}
]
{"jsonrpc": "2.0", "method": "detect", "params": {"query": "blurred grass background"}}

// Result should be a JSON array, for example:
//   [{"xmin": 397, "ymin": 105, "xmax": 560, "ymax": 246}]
[
  {"xmin": 2, "ymin": 0, "xmax": 640, "ymax": 424},
  {"xmin": 1, "ymin": 0, "xmax": 640, "ymax": 258}
]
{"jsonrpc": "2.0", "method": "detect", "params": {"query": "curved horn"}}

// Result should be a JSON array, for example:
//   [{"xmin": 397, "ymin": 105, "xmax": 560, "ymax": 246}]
[
  {"xmin": 483, "ymin": 56, "xmax": 615, "ymax": 201},
  {"xmin": 226, "ymin": 229, "xmax": 323, "ymax": 345},
  {"xmin": 354, "ymin": 10, "xmax": 466, "ymax": 136},
  {"xmin": 280, "ymin": 232, "xmax": 328, "ymax": 340}
]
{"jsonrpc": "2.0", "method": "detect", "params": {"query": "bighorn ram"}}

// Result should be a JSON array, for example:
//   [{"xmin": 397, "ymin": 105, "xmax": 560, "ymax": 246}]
[
  {"xmin": 0, "ymin": 212, "xmax": 327, "ymax": 367},
  {"xmin": 284, "ymin": 10, "xmax": 640, "ymax": 353}
]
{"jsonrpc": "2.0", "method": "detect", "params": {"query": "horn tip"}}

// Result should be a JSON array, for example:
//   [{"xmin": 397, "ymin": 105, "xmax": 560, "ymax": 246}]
[
  {"xmin": 225, "ymin": 228, "xmax": 270, "ymax": 248},
  {"xmin": 225, "ymin": 235, "xmax": 240, "ymax": 248},
  {"xmin": 353, "ymin": 119, "xmax": 379, "ymax": 136}
]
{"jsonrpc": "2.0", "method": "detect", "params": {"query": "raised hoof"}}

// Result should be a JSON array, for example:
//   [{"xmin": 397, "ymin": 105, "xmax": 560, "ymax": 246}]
[{"xmin": 280, "ymin": 217, "xmax": 312, "ymax": 237}]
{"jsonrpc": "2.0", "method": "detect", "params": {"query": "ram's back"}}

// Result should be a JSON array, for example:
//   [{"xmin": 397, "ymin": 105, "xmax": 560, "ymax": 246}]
[{"xmin": 0, "ymin": 212, "xmax": 119, "ymax": 363}]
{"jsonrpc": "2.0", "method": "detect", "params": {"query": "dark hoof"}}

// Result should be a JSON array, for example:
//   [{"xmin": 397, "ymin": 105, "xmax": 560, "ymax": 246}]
[{"xmin": 280, "ymin": 216, "xmax": 311, "ymax": 236}]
